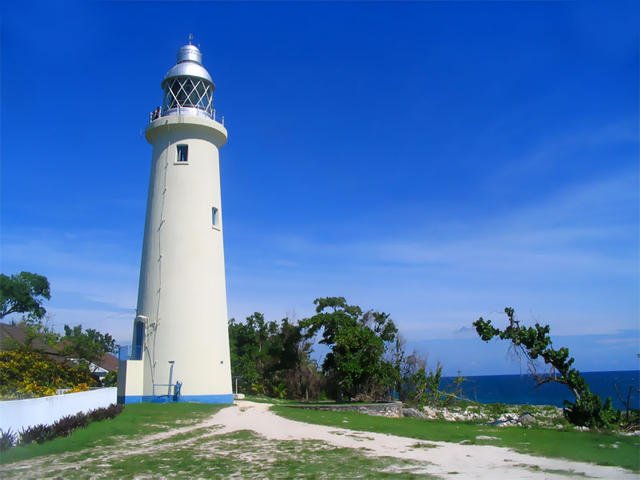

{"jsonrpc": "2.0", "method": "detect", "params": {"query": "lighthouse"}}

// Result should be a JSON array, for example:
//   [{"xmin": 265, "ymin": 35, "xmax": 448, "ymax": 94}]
[{"xmin": 118, "ymin": 40, "xmax": 233, "ymax": 403}]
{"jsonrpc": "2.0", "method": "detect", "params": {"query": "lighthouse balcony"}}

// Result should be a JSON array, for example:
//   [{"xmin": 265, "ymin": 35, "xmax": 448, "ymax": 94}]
[{"xmin": 149, "ymin": 105, "xmax": 225, "ymax": 125}]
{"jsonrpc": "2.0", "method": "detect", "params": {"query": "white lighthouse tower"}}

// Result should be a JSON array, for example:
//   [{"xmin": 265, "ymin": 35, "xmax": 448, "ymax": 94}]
[{"xmin": 119, "ymin": 40, "xmax": 233, "ymax": 403}]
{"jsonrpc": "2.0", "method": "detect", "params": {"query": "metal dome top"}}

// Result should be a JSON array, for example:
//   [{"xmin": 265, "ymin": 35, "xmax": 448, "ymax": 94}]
[
  {"xmin": 177, "ymin": 44, "xmax": 202, "ymax": 64},
  {"xmin": 161, "ymin": 43, "xmax": 214, "ymax": 88}
]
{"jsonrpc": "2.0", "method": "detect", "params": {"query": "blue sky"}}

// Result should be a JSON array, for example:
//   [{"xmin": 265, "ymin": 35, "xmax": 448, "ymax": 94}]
[{"xmin": 1, "ymin": 1, "xmax": 638, "ymax": 375}]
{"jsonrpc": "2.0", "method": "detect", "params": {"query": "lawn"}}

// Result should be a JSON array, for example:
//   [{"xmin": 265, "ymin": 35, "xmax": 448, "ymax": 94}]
[
  {"xmin": 0, "ymin": 402, "xmax": 434, "ymax": 479},
  {"xmin": 2, "ymin": 401, "xmax": 638, "ymax": 478},
  {"xmin": 273, "ymin": 405, "xmax": 640, "ymax": 472},
  {"xmin": 0, "ymin": 402, "xmax": 224, "ymax": 465}
]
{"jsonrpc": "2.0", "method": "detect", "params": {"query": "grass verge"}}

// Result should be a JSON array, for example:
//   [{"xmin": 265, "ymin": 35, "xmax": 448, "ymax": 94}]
[
  {"xmin": 272, "ymin": 405, "xmax": 640, "ymax": 472},
  {"xmin": 0, "ymin": 402, "xmax": 225, "ymax": 465}
]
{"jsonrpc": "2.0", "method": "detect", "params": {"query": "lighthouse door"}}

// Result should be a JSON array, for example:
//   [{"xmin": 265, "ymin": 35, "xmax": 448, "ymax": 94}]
[{"xmin": 133, "ymin": 320, "xmax": 145, "ymax": 360}]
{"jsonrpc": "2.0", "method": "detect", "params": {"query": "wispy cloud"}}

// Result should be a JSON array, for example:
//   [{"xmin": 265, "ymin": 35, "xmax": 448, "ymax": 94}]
[
  {"xmin": 1, "ymin": 229, "xmax": 139, "ymax": 342},
  {"xmin": 227, "ymin": 167, "xmax": 638, "ymax": 338},
  {"xmin": 485, "ymin": 120, "xmax": 638, "ymax": 186}
]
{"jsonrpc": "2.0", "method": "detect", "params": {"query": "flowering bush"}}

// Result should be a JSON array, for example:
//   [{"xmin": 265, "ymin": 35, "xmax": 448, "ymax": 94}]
[
  {"xmin": 0, "ymin": 350, "xmax": 96, "ymax": 399},
  {"xmin": 68, "ymin": 383, "xmax": 90, "ymax": 393}
]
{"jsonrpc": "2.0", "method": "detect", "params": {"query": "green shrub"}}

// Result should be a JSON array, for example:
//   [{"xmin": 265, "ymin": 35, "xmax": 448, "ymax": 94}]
[
  {"xmin": 565, "ymin": 395, "xmax": 621, "ymax": 429},
  {"xmin": 51, "ymin": 413, "xmax": 89, "ymax": 439},
  {"xmin": 11, "ymin": 403, "xmax": 124, "ymax": 450},
  {"xmin": 89, "ymin": 404, "xmax": 124, "ymax": 421},
  {"xmin": 488, "ymin": 402, "xmax": 509, "ymax": 417},
  {"xmin": 19, "ymin": 424, "xmax": 52, "ymax": 445},
  {"xmin": 0, "ymin": 429, "xmax": 17, "ymax": 451}
]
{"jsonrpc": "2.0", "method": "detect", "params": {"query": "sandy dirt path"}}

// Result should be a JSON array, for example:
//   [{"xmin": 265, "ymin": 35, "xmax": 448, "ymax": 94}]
[{"xmin": 211, "ymin": 401, "xmax": 636, "ymax": 480}]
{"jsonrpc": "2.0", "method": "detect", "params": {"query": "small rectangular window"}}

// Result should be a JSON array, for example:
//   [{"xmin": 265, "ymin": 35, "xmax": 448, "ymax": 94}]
[
  {"xmin": 212, "ymin": 207, "xmax": 219, "ymax": 227},
  {"xmin": 176, "ymin": 144, "xmax": 188, "ymax": 163}
]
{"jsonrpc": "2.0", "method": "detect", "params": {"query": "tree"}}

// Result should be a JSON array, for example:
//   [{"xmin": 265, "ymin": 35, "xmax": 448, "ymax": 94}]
[
  {"xmin": 473, "ymin": 307, "xmax": 619, "ymax": 427},
  {"xmin": 229, "ymin": 313, "xmax": 273, "ymax": 393},
  {"xmin": 395, "ymin": 349, "xmax": 459, "ymax": 407},
  {"xmin": 229, "ymin": 313, "xmax": 320, "ymax": 399},
  {"xmin": 300, "ymin": 297, "xmax": 399, "ymax": 402},
  {"xmin": 0, "ymin": 272, "xmax": 51, "ymax": 320},
  {"xmin": 0, "ymin": 272, "xmax": 57, "ymax": 351},
  {"xmin": 61, "ymin": 325, "xmax": 116, "ymax": 372}
]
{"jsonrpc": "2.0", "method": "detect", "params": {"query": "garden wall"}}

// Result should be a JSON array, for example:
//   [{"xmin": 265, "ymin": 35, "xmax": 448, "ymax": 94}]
[{"xmin": 0, "ymin": 387, "xmax": 117, "ymax": 433}]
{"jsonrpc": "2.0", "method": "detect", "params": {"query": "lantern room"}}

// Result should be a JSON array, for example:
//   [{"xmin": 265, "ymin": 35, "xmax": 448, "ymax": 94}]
[{"xmin": 159, "ymin": 42, "xmax": 215, "ymax": 119}]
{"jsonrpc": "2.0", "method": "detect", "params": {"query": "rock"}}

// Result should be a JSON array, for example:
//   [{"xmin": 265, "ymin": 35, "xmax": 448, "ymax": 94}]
[
  {"xmin": 490, "ymin": 414, "xmax": 519, "ymax": 427},
  {"xmin": 518, "ymin": 413, "xmax": 535, "ymax": 426},
  {"xmin": 403, "ymin": 408, "xmax": 425, "ymax": 418},
  {"xmin": 422, "ymin": 406, "xmax": 439, "ymax": 419}
]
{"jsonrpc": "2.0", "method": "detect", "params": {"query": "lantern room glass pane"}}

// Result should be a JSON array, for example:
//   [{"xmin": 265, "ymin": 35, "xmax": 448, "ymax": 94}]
[{"xmin": 162, "ymin": 76, "xmax": 214, "ymax": 118}]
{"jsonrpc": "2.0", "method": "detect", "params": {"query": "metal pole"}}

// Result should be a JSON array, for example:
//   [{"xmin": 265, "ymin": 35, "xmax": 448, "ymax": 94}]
[{"xmin": 168, "ymin": 361, "xmax": 175, "ymax": 396}]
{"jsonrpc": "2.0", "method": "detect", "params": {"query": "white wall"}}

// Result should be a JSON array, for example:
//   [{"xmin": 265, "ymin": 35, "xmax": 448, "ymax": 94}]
[
  {"xmin": 0, "ymin": 388, "xmax": 117, "ymax": 433},
  {"xmin": 123, "ymin": 359, "xmax": 143, "ymax": 397}
]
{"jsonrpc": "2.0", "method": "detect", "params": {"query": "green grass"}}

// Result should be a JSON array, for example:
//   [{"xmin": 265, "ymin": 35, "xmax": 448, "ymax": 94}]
[
  {"xmin": 242, "ymin": 394, "xmax": 374, "ymax": 406},
  {"xmin": 273, "ymin": 405, "xmax": 640, "ymax": 472},
  {"xmin": 1, "ymin": 409, "xmax": 437, "ymax": 479},
  {"xmin": 82, "ymin": 430, "xmax": 435, "ymax": 479},
  {"xmin": 242, "ymin": 394, "xmax": 299, "ymax": 405},
  {"xmin": 0, "ymin": 402, "xmax": 225, "ymax": 465}
]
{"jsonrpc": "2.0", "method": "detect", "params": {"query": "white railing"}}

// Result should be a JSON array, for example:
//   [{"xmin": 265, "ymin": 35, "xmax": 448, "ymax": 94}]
[{"xmin": 149, "ymin": 106, "xmax": 225, "ymax": 126}]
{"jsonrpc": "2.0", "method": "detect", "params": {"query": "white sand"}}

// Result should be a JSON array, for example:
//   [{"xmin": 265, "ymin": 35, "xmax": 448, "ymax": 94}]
[{"xmin": 206, "ymin": 401, "xmax": 636, "ymax": 479}]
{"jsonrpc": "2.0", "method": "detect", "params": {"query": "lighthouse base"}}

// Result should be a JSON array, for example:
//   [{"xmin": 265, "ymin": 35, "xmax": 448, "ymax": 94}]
[
  {"xmin": 118, "ymin": 359, "xmax": 233, "ymax": 404},
  {"xmin": 121, "ymin": 393, "xmax": 233, "ymax": 404}
]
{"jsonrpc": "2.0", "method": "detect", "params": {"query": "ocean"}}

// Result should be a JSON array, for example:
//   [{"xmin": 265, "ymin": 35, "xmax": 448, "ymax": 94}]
[{"xmin": 441, "ymin": 370, "xmax": 639, "ymax": 410}]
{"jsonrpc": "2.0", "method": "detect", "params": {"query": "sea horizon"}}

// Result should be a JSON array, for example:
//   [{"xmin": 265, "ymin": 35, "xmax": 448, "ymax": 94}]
[{"xmin": 441, "ymin": 369, "xmax": 639, "ymax": 410}]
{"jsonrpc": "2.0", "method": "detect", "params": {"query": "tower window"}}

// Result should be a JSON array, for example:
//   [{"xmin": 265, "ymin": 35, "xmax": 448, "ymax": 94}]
[
  {"xmin": 212, "ymin": 207, "xmax": 219, "ymax": 227},
  {"xmin": 176, "ymin": 144, "xmax": 188, "ymax": 163}
]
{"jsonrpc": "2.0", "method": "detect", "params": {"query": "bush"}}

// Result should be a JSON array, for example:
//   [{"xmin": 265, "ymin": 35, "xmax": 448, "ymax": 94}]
[
  {"xmin": 0, "ymin": 429, "xmax": 17, "ymax": 451},
  {"xmin": 68, "ymin": 383, "xmax": 90, "ymax": 393},
  {"xmin": 565, "ymin": 395, "xmax": 621, "ymax": 429},
  {"xmin": 19, "ymin": 424, "xmax": 52, "ymax": 445},
  {"xmin": 51, "ymin": 413, "xmax": 89, "ymax": 438},
  {"xmin": 10, "ymin": 403, "xmax": 124, "ymax": 450},
  {"xmin": 89, "ymin": 403, "xmax": 124, "ymax": 421},
  {"xmin": 488, "ymin": 402, "xmax": 509, "ymax": 418},
  {"xmin": 102, "ymin": 370, "xmax": 117, "ymax": 387}
]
